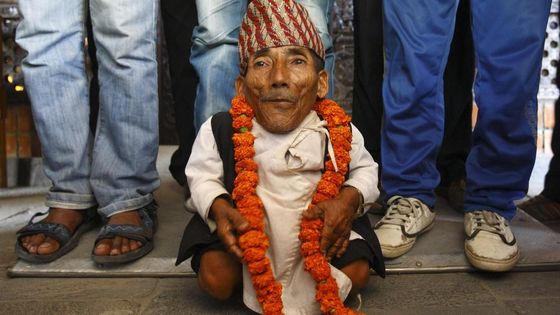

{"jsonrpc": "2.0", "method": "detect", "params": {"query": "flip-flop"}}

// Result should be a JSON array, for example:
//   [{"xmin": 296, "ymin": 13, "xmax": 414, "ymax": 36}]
[
  {"xmin": 15, "ymin": 207, "xmax": 98, "ymax": 263},
  {"xmin": 91, "ymin": 201, "xmax": 158, "ymax": 265}
]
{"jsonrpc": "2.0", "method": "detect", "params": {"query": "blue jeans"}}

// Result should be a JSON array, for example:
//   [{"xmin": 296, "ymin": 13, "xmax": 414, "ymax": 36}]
[
  {"xmin": 191, "ymin": 0, "xmax": 335, "ymax": 130},
  {"xmin": 16, "ymin": 0, "xmax": 160, "ymax": 217},
  {"xmin": 381, "ymin": 0, "xmax": 551, "ymax": 220}
]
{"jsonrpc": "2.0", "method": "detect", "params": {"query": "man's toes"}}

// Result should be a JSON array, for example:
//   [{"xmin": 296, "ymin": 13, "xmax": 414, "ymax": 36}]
[
  {"xmin": 37, "ymin": 237, "xmax": 60, "ymax": 255},
  {"xmin": 94, "ymin": 239, "xmax": 113, "ymax": 256},
  {"xmin": 130, "ymin": 240, "xmax": 142, "ymax": 251},
  {"xmin": 27, "ymin": 234, "xmax": 47, "ymax": 254},
  {"xmin": 110, "ymin": 236, "xmax": 123, "ymax": 256},
  {"xmin": 120, "ymin": 238, "xmax": 131, "ymax": 254},
  {"xmin": 21, "ymin": 236, "xmax": 33, "ymax": 248}
]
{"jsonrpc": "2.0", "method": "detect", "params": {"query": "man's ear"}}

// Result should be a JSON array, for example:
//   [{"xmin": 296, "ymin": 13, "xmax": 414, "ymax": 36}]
[
  {"xmin": 235, "ymin": 76, "xmax": 245, "ymax": 97},
  {"xmin": 316, "ymin": 69, "xmax": 328, "ymax": 99}
]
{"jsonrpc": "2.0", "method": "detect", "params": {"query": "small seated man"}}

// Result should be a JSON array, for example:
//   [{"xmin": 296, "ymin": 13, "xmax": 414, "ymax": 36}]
[{"xmin": 176, "ymin": 0, "xmax": 385, "ymax": 314}]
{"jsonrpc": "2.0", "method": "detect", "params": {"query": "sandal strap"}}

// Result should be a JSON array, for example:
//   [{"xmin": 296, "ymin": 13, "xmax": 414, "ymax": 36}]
[
  {"xmin": 17, "ymin": 222, "xmax": 71, "ymax": 245},
  {"xmin": 95, "ymin": 202, "xmax": 158, "ymax": 245},
  {"xmin": 96, "ymin": 224, "xmax": 153, "ymax": 244},
  {"xmin": 16, "ymin": 207, "xmax": 98, "ymax": 245}
]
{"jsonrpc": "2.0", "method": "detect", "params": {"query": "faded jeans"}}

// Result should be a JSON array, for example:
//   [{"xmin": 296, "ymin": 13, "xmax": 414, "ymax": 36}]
[
  {"xmin": 16, "ymin": 0, "xmax": 160, "ymax": 217},
  {"xmin": 191, "ymin": 0, "xmax": 335, "ymax": 130}
]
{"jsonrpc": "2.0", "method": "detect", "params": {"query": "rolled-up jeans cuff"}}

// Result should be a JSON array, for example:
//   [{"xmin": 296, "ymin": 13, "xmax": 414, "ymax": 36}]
[
  {"xmin": 98, "ymin": 194, "xmax": 154, "ymax": 218},
  {"xmin": 46, "ymin": 192, "xmax": 97, "ymax": 210}
]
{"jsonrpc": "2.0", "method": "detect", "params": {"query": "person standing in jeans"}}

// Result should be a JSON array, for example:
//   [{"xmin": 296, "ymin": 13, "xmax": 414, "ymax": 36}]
[{"xmin": 15, "ymin": 0, "xmax": 160, "ymax": 265}]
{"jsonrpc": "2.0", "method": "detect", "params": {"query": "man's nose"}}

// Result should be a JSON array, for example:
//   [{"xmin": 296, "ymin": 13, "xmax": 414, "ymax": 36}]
[{"xmin": 270, "ymin": 63, "xmax": 289, "ymax": 89}]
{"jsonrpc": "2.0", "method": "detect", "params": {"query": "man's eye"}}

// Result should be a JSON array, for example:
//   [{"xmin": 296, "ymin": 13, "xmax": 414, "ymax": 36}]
[
  {"xmin": 293, "ymin": 58, "xmax": 306, "ymax": 65},
  {"xmin": 254, "ymin": 61, "xmax": 266, "ymax": 67}
]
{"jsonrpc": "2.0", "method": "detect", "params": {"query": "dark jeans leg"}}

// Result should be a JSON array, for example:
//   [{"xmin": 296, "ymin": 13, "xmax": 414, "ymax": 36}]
[
  {"xmin": 351, "ymin": 0, "xmax": 384, "ymax": 165},
  {"xmin": 87, "ymin": 9, "xmax": 100, "ymax": 132},
  {"xmin": 542, "ymin": 63, "xmax": 560, "ymax": 200},
  {"xmin": 161, "ymin": 0, "xmax": 198, "ymax": 186},
  {"xmin": 437, "ymin": 0, "xmax": 475, "ymax": 187}
]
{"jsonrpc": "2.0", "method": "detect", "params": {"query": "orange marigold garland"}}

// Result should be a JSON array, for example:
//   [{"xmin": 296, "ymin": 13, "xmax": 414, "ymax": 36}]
[{"xmin": 230, "ymin": 96, "xmax": 363, "ymax": 315}]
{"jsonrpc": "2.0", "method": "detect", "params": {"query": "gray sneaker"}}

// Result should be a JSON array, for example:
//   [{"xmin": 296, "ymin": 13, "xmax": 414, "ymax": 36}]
[
  {"xmin": 464, "ymin": 210, "xmax": 519, "ymax": 272},
  {"xmin": 374, "ymin": 196, "xmax": 436, "ymax": 258}
]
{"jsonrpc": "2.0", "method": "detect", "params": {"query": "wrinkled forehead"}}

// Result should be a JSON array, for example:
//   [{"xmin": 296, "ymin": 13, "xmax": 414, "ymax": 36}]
[{"xmin": 250, "ymin": 46, "xmax": 313, "ymax": 60}]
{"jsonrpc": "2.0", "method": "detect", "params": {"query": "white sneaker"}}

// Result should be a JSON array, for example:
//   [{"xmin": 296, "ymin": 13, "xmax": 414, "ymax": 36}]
[
  {"xmin": 464, "ymin": 210, "xmax": 519, "ymax": 272},
  {"xmin": 374, "ymin": 196, "xmax": 436, "ymax": 258}
]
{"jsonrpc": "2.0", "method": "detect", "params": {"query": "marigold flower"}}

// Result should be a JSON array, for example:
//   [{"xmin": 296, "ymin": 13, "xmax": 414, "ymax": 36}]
[
  {"xmin": 300, "ymin": 218, "xmax": 323, "ymax": 230},
  {"xmin": 248, "ymin": 256, "xmax": 273, "ymax": 274},
  {"xmin": 304, "ymin": 253, "xmax": 331, "ymax": 280},
  {"xmin": 262, "ymin": 300, "xmax": 284, "ymax": 314},
  {"xmin": 234, "ymin": 146, "xmax": 256, "ymax": 160},
  {"xmin": 252, "ymin": 270, "xmax": 276, "ymax": 289},
  {"xmin": 322, "ymin": 171, "xmax": 344, "ymax": 186},
  {"xmin": 232, "ymin": 182, "xmax": 257, "ymax": 199},
  {"xmin": 317, "ymin": 180, "xmax": 339, "ymax": 197},
  {"xmin": 233, "ymin": 115, "xmax": 254, "ymax": 130},
  {"xmin": 243, "ymin": 247, "xmax": 267, "ymax": 263},
  {"xmin": 236, "ymin": 195, "xmax": 263, "ymax": 209},
  {"xmin": 233, "ymin": 132, "xmax": 255, "ymax": 147},
  {"xmin": 230, "ymin": 96, "xmax": 254, "ymax": 117},
  {"xmin": 239, "ymin": 230, "xmax": 269, "ymax": 250},
  {"xmin": 234, "ymin": 171, "xmax": 259, "ymax": 187},
  {"xmin": 300, "ymin": 240, "xmax": 321, "ymax": 256},
  {"xmin": 235, "ymin": 159, "xmax": 258, "ymax": 173},
  {"xmin": 316, "ymin": 277, "xmax": 339, "ymax": 298},
  {"xmin": 299, "ymin": 228, "xmax": 321, "ymax": 242},
  {"xmin": 238, "ymin": 206, "xmax": 265, "ymax": 220},
  {"xmin": 243, "ymin": 216, "xmax": 266, "ymax": 230},
  {"xmin": 312, "ymin": 192, "xmax": 331, "ymax": 204}
]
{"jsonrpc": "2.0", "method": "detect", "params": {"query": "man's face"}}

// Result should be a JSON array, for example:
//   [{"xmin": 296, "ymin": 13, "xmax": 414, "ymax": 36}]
[{"xmin": 235, "ymin": 46, "xmax": 328, "ymax": 134}]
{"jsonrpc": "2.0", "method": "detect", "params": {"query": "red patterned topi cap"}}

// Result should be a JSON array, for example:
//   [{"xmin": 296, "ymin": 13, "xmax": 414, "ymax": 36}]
[{"xmin": 238, "ymin": 0, "xmax": 325, "ymax": 72}]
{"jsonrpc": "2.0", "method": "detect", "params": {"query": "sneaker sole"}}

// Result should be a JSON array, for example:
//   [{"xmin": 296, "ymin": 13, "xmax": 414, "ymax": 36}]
[
  {"xmin": 464, "ymin": 243, "xmax": 520, "ymax": 272},
  {"xmin": 380, "ymin": 219, "xmax": 436, "ymax": 258}
]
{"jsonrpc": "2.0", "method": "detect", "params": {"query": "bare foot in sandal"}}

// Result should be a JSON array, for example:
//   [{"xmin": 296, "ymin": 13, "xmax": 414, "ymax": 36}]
[
  {"xmin": 20, "ymin": 208, "xmax": 84, "ymax": 255},
  {"xmin": 93, "ymin": 210, "xmax": 145, "ymax": 256}
]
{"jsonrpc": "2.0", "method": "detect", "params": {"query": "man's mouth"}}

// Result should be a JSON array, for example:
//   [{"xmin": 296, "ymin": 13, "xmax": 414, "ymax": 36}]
[{"xmin": 261, "ymin": 95, "xmax": 297, "ymax": 103}]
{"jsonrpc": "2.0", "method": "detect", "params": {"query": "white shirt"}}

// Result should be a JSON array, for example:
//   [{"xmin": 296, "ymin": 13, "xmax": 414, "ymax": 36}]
[{"xmin": 186, "ymin": 110, "xmax": 379, "ymax": 314}]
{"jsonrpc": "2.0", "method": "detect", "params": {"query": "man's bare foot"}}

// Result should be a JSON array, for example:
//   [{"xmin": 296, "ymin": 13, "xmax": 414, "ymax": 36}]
[
  {"xmin": 19, "ymin": 208, "xmax": 84, "ymax": 255},
  {"xmin": 93, "ymin": 211, "xmax": 144, "ymax": 256}
]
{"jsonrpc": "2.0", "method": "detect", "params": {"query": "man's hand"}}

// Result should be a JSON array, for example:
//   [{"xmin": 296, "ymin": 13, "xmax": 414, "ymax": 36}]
[
  {"xmin": 210, "ymin": 196, "xmax": 249, "ymax": 260},
  {"xmin": 302, "ymin": 186, "xmax": 361, "ymax": 260}
]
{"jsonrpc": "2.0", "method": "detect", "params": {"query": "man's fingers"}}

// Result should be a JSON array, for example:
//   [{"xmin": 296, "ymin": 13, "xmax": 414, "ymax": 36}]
[
  {"xmin": 325, "ymin": 238, "xmax": 340, "ymax": 259},
  {"xmin": 230, "ymin": 211, "xmax": 249, "ymax": 234},
  {"xmin": 228, "ymin": 244, "xmax": 244, "ymax": 260},
  {"xmin": 326, "ymin": 237, "xmax": 348, "ymax": 259},
  {"xmin": 320, "ymin": 223, "xmax": 336, "ymax": 253},
  {"xmin": 221, "ymin": 227, "xmax": 244, "ymax": 260},
  {"xmin": 336, "ymin": 239, "xmax": 350, "ymax": 258},
  {"xmin": 302, "ymin": 205, "xmax": 324, "ymax": 220}
]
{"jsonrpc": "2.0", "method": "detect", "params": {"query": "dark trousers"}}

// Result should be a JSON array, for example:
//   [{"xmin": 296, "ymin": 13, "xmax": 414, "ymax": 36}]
[
  {"xmin": 543, "ymin": 63, "xmax": 560, "ymax": 200},
  {"xmin": 86, "ymin": 12, "xmax": 99, "ymax": 133},
  {"xmin": 351, "ymin": 0, "xmax": 475, "ymax": 186},
  {"xmin": 161, "ymin": 0, "xmax": 198, "ymax": 186}
]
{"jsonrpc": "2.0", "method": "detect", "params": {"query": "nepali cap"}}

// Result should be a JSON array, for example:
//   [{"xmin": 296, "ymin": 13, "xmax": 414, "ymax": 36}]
[{"xmin": 238, "ymin": 0, "xmax": 325, "ymax": 72}]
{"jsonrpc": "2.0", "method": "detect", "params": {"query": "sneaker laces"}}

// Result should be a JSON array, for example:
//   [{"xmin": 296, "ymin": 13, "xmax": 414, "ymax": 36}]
[
  {"xmin": 471, "ymin": 210, "xmax": 506, "ymax": 235},
  {"xmin": 469, "ymin": 210, "xmax": 516, "ymax": 245},
  {"xmin": 380, "ymin": 196, "xmax": 425, "ymax": 226}
]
